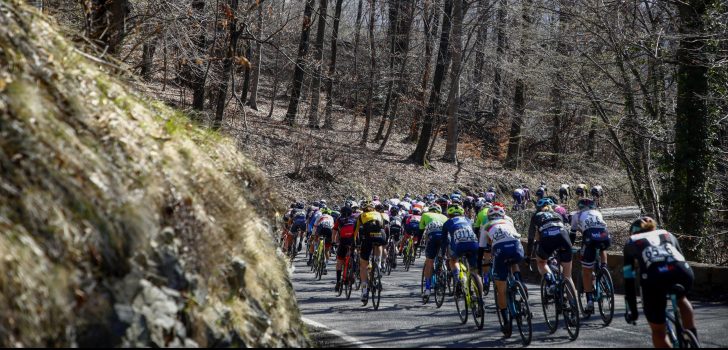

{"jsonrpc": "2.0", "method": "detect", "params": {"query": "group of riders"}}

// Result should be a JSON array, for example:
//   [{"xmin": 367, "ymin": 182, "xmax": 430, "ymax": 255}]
[{"xmin": 281, "ymin": 184, "xmax": 698, "ymax": 348}]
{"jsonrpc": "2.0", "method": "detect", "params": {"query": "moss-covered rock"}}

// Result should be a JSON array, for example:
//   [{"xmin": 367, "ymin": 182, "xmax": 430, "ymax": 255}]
[{"xmin": 0, "ymin": 0, "xmax": 306, "ymax": 347}]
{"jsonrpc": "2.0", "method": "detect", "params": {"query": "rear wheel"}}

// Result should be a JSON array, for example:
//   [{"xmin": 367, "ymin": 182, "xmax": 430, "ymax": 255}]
[
  {"xmin": 372, "ymin": 269, "xmax": 382, "ymax": 310},
  {"xmin": 435, "ymin": 266, "xmax": 447, "ymax": 308},
  {"xmin": 541, "ymin": 277, "xmax": 558, "ymax": 334},
  {"xmin": 563, "ymin": 281, "xmax": 581, "ymax": 341},
  {"xmin": 597, "ymin": 268, "xmax": 615, "ymax": 326},
  {"xmin": 469, "ymin": 276, "xmax": 485, "ymax": 330},
  {"xmin": 513, "ymin": 282, "xmax": 532, "ymax": 346},
  {"xmin": 454, "ymin": 279, "xmax": 468, "ymax": 324},
  {"xmin": 682, "ymin": 329, "xmax": 701, "ymax": 348}
]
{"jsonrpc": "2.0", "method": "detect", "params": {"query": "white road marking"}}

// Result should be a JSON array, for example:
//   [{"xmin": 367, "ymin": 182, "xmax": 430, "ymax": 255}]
[{"xmin": 302, "ymin": 317, "xmax": 372, "ymax": 348}]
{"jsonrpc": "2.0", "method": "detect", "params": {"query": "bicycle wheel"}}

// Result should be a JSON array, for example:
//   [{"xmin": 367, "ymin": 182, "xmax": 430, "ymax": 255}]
[
  {"xmin": 573, "ymin": 266, "xmax": 588, "ymax": 318},
  {"xmin": 494, "ymin": 282, "xmax": 505, "ymax": 331},
  {"xmin": 469, "ymin": 277, "xmax": 485, "ymax": 330},
  {"xmin": 597, "ymin": 267, "xmax": 615, "ymax": 326},
  {"xmin": 563, "ymin": 281, "xmax": 580, "ymax": 341},
  {"xmin": 404, "ymin": 248, "xmax": 412, "ymax": 272},
  {"xmin": 345, "ymin": 259, "xmax": 354, "ymax": 300},
  {"xmin": 513, "ymin": 282, "xmax": 532, "ymax": 346},
  {"xmin": 454, "ymin": 279, "xmax": 468, "ymax": 324},
  {"xmin": 435, "ymin": 269, "xmax": 447, "ymax": 308},
  {"xmin": 682, "ymin": 329, "xmax": 701, "ymax": 348},
  {"xmin": 540, "ymin": 277, "xmax": 558, "ymax": 334},
  {"xmin": 372, "ymin": 268, "xmax": 382, "ymax": 310}
]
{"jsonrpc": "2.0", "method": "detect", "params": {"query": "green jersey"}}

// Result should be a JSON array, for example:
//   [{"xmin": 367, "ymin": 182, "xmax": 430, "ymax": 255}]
[
  {"xmin": 473, "ymin": 207, "xmax": 490, "ymax": 229},
  {"xmin": 419, "ymin": 212, "xmax": 448, "ymax": 234}
]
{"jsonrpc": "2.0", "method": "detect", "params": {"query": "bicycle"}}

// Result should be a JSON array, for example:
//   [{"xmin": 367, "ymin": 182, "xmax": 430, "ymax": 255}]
[
  {"xmin": 417, "ymin": 234, "xmax": 427, "ymax": 260},
  {"xmin": 540, "ymin": 250, "xmax": 580, "ymax": 340},
  {"xmin": 626, "ymin": 284, "xmax": 700, "ymax": 348},
  {"xmin": 403, "ymin": 236, "xmax": 416, "ymax": 272},
  {"xmin": 573, "ymin": 244, "xmax": 615, "ymax": 325},
  {"xmin": 453, "ymin": 254, "xmax": 485, "ymax": 330},
  {"xmin": 493, "ymin": 263, "xmax": 532, "ymax": 345},
  {"xmin": 288, "ymin": 228, "xmax": 303, "ymax": 266},
  {"xmin": 384, "ymin": 235, "xmax": 397, "ymax": 276},
  {"xmin": 420, "ymin": 248, "xmax": 449, "ymax": 308},
  {"xmin": 339, "ymin": 245, "xmax": 358, "ymax": 300},
  {"xmin": 367, "ymin": 248, "xmax": 384, "ymax": 310},
  {"xmin": 313, "ymin": 237, "xmax": 326, "ymax": 280}
]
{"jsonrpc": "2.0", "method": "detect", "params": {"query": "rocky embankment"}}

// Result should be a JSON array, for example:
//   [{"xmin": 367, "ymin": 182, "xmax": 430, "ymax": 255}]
[{"xmin": 0, "ymin": 0, "xmax": 306, "ymax": 347}]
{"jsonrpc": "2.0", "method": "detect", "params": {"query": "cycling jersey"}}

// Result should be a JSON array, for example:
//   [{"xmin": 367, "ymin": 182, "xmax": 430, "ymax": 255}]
[
  {"xmin": 289, "ymin": 209, "xmax": 308, "ymax": 234},
  {"xmin": 528, "ymin": 210, "xmax": 572, "ymax": 263},
  {"xmin": 308, "ymin": 208, "xmax": 321, "ymax": 235},
  {"xmin": 571, "ymin": 209, "xmax": 610, "ymax": 267},
  {"xmin": 335, "ymin": 215, "xmax": 357, "ymax": 239},
  {"xmin": 445, "ymin": 216, "xmax": 479, "ymax": 268},
  {"xmin": 404, "ymin": 214, "xmax": 422, "ymax": 236},
  {"xmin": 388, "ymin": 215, "xmax": 404, "ymax": 240},
  {"xmin": 389, "ymin": 198, "xmax": 401, "ymax": 207},
  {"xmin": 487, "ymin": 219, "xmax": 524, "ymax": 281},
  {"xmin": 623, "ymin": 230, "xmax": 693, "ymax": 324},
  {"xmin": 420, "ymin": 212, "xmax": 448, "ymax": 236},
  {"xmin": 356, "ymin": 210, "xmax": 386, "ymax": 261},
  {"xmin": 485, "ymin": 191, "xmax": 497, "ymax": 202},
  {"xmin": 315, "ymin": 214, "xmax": 335, "ymax": 246},
  {"xmin": 512, "ymin": 189, "xmax": 525, "ymax": 205}
]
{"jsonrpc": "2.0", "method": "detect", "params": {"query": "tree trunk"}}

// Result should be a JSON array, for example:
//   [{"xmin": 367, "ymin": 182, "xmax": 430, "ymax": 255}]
[
  {"xmin": 669, "ymin": 0, "xmax": 714, "ymax": 260},
  {"xmin": 323, "ymin": 0, "xmax": 345, "ymax": 128},
  {"xmin": 471, "ymin": 0, "xmax": 490, "ymax": 114},
  {"xmin": 308, "ymin": 0, "xmax": 329, "ymax": 128},
  {"xmin": 240, "ymin": 42, "xmax": 252, "ymax": 104},
  {"xmin": 141, "ymin": 42, "xmax": 156, "ymax": 81},
  {"xmin": 361, "ymin": 0, "xmax": 377, "ymax": 145},
  {"xmin": 285, "ymin": 0, "xmax": 317, "ymax": 126},
  {"xmin": 406, "ymin": 0, "xmax": 438, "ymax": 143},
  {"xmin": 587, "ymin": 113, "xmax": 597, "ymax": 158},
  {"xmin": 487, "ymin": 0, "xmax": 506, "ymax": 157},
  {"xmin": 409, "ymin": 0, "xmax": 453, "ymax": 165},
  {"xmin": 248, "ymin": 5, "xmax": 263, "ymax": 110},
  {"xmin": 374, "ymin": 0, "xmax": 402, "ymax": 141},
  {"xmin": 213, "ymin": 0, "xmax": 241, "ymax": 129},
  {"xmin": 88, "ymin": 0, "xmax": 129, "ymax": 55},
  {"xmin": 353, "ymin": 0, "xmax": 365, "ymax": 109},
  {"xmin": 442, "ymin": 0, "xmax": 466, "ymax": 162},
  {"xmin": 191, "ymin": 0, "xmax": 207, "ymax": 111}
]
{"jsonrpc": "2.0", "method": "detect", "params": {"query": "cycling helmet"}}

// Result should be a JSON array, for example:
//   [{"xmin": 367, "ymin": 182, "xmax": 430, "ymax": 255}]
[
  {"xmin": 332, "ymin": 205, "xmax": 341, "ymax": 211},
  {"xmin": 487, "ymin": 206, "xmax": 506, "ymax": 220},
  {"xmin": 321, "ymin": 208, "xmax": 332, "ymax": 215},
  {"xmin": 536, "ymin": 187, "xmax": 546, "ymax": 198},
  {"xmin": 295, "ymin": 202, "xmax": 305, "ymax": 209},
  {"xmin": 361, "ymin": 200, "xmax": 374, "ymax": 210},
  {"xmin": 320, "ymin": 199, "xmax": 327, "ymax": 206},
  {"xmin": 577, "ymin": 198, "xmax": 596, "ymax": 210},
  {"xmin": 488, "ymin": 186, "xmax": 495, "ymax": 192},
  {"xmin": 351, "ymin": 202, "xmax": 360, "ymax": 210},
  {"xmin": 290, "ymin": 203, "xmax": 296, "ymax": 209},
  {"xmin": 373, "ymin": 195, "xmax": 380, "ymax": 201},
  {"xmin": 536, "ymin": 198, "xmax": 555, "ymax": 209},
  {"xmin": 429, "ymin": 205, "xmax": 442, "ymax": 213},
  {"xmin": 389, "ymin": 207, "xmax": 400, "ymax": 216},
  {"xmin": 447, "ymin": 204, "xmax": 464, "ymax": 216},
  {"xmin": 375, "ymin": 203, "xmax": 385, "ymax": 212},
  {"xmin": 411, "ymin": 207, "xmax": 422, "ymax": 215},
  {"xmin": 630, "ymin": 216, "xmax": 657, "ymax": 234},
  {"xmin": 474, "ymin": 199, "xmax": 485, "ymax": 211},
  {"xmin": 341, "ymin": 205, "xmax": 353, "ymax": 217}
]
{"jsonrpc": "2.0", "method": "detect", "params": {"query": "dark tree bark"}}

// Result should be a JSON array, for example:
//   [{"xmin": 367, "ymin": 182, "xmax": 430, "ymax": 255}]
[
  {"xmin": 323, "ymin": 0, "xmax": 345, "ymax": 128},
  {"xmin": 141, "ymin": 42, "xmax": 156, "ymax": 81},
  {"xmin": 406, "ymin": 0, "xmax": 439, "ymax": 143},
  {"xmin": 285, "ymin": 0, "xmax": 317, "ymax": 126},
  {"xmin": 87, "ymin": 0, "xmax": 129, "ymax": 55},
  {"xmin": 374, "ymin": 0, "xmax": 403, "ymax": 141},
  {"xmin": 190, "ymin": 0, "xmax": 207, "ymax": 111},
  {"xmin": 248, "ymin": 4, "xmax": 263, "ymax": 110},
  {"xmin": 308, "ymin": 0, "xmax": 329, "ymax": 128},
  {"xmin": 240, "ymin": 42, "xmax": 252, "ymax": 104},
  {"xmin": 361, "ymin": 0, "xmax": 377, "ymax": 145},
  {"xmin": 471, "ymin": 0, "xmax": 490, "ymax": 115},
  {"xmin": 488, "ymin": 0, "xmax": 506, "ymax": 157},
  {"xmin": 442, "ymin": 0, "xmax": 467, "ymax": 162},
  {"xmin": 213, "ymin": 0, "xmax": 241, "ymax": 129},
  {"xmin": 669, "ymin": 0, "xmax": 715, "ymax": 259},
  {"xmin": 353, "ymin": 0, "xmax": 365, "ymax": 108},
  {"xmin": 409, "ymin": 0, "xmax": 454, "ymax": 165},
  {"xmin": 505, "ymin": 0, "xmax": 530, "ymax": 169}
]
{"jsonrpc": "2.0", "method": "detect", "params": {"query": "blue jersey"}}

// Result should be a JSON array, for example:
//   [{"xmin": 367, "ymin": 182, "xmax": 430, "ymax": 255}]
[{"xmin": 443, "ymin": 216, "xmax": 477, "ymax": 245}]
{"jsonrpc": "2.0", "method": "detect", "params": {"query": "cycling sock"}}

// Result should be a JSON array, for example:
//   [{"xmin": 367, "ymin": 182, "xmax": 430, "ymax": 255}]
[
  {"xmin": 452, "ymin": 268, "xmax": 460, "ymax": 281},
  {"xmin": 425, "ymin": 278, "xmax": 432, "ymax": 290},
  {"xmin": 513, "ymin": 271, "xmax": 522, "ymax": 282},
  {"xmin": 586, "ymin": 292, "xmax": 594, "ymax": 302},
  {"xmin": 544, "ymin": 272, "xmax": 555, "ymax": 284},
  {"xmin": 500, "ymin": 309, "xmax": 508, "ymax": 322}
]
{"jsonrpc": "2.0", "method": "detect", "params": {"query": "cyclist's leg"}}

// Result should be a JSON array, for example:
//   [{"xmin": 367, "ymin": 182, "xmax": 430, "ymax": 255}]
[
  {"xmin": 581, "ymin": 239, "xmax": 596, "ymax": 294},
  {"xmin": 648, "ymin": 322, "xmax": 670, "ymax": 348},
  {"xmin": 360, "ymin": 237, "xmax": 372, "ymax": 296},
  {"xmin": 466, "ymin": 249, "xmax": 483, "ymax": 293}
]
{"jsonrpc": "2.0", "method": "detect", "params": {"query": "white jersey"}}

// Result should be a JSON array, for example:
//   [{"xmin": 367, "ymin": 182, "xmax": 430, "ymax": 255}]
[
  {"xmin": 389, "ymin": 198, "xmax": 401, "ymax": 207},
  {"xmin": 315, "ymin": 214, "xmax": 334, "ymax": 230},
  {"xmin": 570, "ymin": 209, "xmax": 607, "ymax": 233},
  {"xmin": 514, "ymin": 188, "xmax": 525, "ymax": 196},
  {"xmin": 484, "ymin": 219, "xmax": 521, "ymax": 247},
  {"xmin": 400, "ymin": 201, "xmax": 412, "ymax": 212},
  {"xmin": 560, "ymin": 184, "xmax": 570, "ymax": 190}
]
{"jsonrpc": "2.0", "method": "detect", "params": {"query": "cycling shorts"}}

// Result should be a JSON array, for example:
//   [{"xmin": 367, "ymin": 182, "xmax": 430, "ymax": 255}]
[
  {"xmin": 536, "ymin": 232, "xmax": 573, "ymax": 263},
  {"xmin": 641, "ymin": 263, "xmax": 694, "ymax": 325},
  {"xmin": 513, "ymin": 193, "xmax": 524, "ymax": 204},
  {"xmin": 389, "ymin": 226, "xmax": 403, "ymax": 242},
  {"xmin": 317, "ymin": 227, "xmax": 333, "ymax": 247},
  {"xmin": 290, "ymin": 223, "xmax": 306, "ymax": 236},
  {"xmin": 581, "ymin": 228, "xmax": 611, "ymax": 268},
  {"xmin": 492, "ymin": 241, "xmax": 525, "ymax": 281},
  {"xmin": 449, "ymin": 241, "xmax": 479, "ymax": 270},
  {"xmin": 337, "ymin": 238, "xmax": 355, "ymax": 260},
  {"xmin": 361, "ymin": 230, "xmax": 386, "ymax": 261},
  {"xmin": 425, "ymin": 231, "xmax": 448, "ymax": 260}
]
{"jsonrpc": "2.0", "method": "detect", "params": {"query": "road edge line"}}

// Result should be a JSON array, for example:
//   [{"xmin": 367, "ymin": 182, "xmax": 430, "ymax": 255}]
[{"xmin": 302, "ymin": 317, "xmax": 372, "ymax": 348}]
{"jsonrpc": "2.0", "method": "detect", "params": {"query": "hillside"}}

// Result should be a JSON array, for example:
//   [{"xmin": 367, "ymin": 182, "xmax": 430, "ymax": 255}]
[{"xmin": 0, "ymin": 1, "xmax": 306, "ymax": 347}]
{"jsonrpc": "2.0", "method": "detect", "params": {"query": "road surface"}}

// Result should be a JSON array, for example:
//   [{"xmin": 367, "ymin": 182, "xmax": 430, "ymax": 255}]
[{"xmin": 292, "ymin": 253, "xmax": 728, "ymax": 348}]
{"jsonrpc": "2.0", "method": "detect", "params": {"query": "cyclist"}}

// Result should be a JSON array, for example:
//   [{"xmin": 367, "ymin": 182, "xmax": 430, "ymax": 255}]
[
  {"xmin": 435, "ymin": 197, "xmax": 449, "ymax": 213},
  {"xmin": 354, "ymin": 201, "xmax": 386, "ymax": 304},
  {"xmin": 463, "ymin": 194, "xmax": 475, "ymax": 218},
  {"xmin": 624, "ymin": 217, "xmax": 696, "ymax": 348},
  {"xmin": 571, "ymin": 198, "xmax": 611, "ymax": 313},
  {"xmin": 420, "ymin": 205, "xmax": 449, "ymax": 299},
  {"xmin": 590, "ymin": 185, "xmax": 604, "ymax": 208},
  {"xmin": 512, "ymin": 187, "xmax": 525, "ymax": 211},
  {"xmin": 559, "ymin": 184, "xmax": 570, "ymax": 204},
  {"xmin": 527, "ymin": 198, "xmax": 574, "ymax": 295},
  {"xmin": 522, "ymin": 185, "xmax": 532, "ymax": 205},
  {"xmin": 536, "ymin": 186, "xmax": 547, "ymax": 201},
  {"xmin": 306, "ymin": 202, "xmax": 322, "ymax": 265},
  {"xmin": 313, "ymin": 208, "xmax": 335, "ymax": 274},
  {"xmin": 389, "ymin": 194, "xmax": 401, "ymax": 207},
  {"xmin": 485, "ymin": 186, "xmax": 497, "ymax": 203},
  {"xmin": 288, "ymin": 202, "xmax": 308, "ymax": 253},
  {"xmin": 575, "ymin": 183, "xmax": 588, "ymax": 199},
  {"xmin": 484, "ymin": 205, "xmax": 525, "ymax": 333},
  {"xmin": 334, "ymin": 205, "xmax": 357, "ymax": 293},
  {"xmin": 400, "ymin": 207, "xmax": 423, "ymax": 255},
  {"xmin": 388, "ymin": 206, "xmax": 405, "ymax": 269},
  {"xmin": 445, "ymin": 204, "xmax": 481, "ymax": 297}
]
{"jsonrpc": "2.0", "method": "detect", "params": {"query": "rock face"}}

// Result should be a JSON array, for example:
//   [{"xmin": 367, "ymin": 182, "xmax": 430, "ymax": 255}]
[{"xmin": 0, "ymin": 0, "xmax": 307, "ymax": 347}]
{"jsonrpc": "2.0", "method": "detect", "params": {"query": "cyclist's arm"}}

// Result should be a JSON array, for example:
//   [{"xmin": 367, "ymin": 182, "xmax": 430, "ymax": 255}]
[{"xmin": 623, "ymin": 242, "xmax": 639, "ymax": 321}]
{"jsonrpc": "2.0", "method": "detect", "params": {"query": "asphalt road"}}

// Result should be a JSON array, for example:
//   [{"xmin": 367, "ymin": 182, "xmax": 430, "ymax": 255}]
[{"xmin": 292, "ymin": 253, "xmax": 728, "ymax": 348}]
